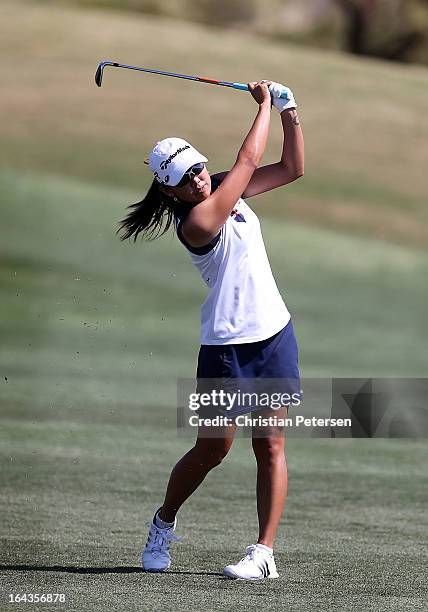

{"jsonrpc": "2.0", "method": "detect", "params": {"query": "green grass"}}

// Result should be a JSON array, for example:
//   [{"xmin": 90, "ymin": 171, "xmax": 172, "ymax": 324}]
[
  {"xmin": 1, "ymin": 2, "xmax": 428, "ymax": 610},
  {"xmin": 1, "ymin": 169, "xmax": 428, "ymax": 610},
  {"xmin": 1, "ymin": 168, "xmax": 427, "ymax": 414},
  {"xmin": 1, "ymin": 419, "xmax": 427, "ymax": 611}
]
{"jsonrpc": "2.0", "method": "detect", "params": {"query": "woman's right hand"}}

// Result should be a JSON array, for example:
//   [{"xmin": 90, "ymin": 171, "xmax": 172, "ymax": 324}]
[{"xmin": 248, "ymin": 81, "xmax": 271, "ymax": 106}]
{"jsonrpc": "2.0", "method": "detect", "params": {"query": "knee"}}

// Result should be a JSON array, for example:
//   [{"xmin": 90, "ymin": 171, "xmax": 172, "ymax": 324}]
[
  {"xmin": 193, "ymin": 440, "xmax": 232, "ymax": 470},
  {"xmin": 252, "ymin": 436, "xmax": 285, "ymax": 463}
]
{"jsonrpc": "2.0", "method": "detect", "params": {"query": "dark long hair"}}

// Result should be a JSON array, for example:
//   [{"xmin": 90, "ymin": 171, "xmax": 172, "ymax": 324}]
[{"xmin": 117, "ymin": 179, "xmax": 178, "ymax": 242}]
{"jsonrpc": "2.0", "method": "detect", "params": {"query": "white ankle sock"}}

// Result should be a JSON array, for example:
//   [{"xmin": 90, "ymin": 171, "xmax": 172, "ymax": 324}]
[
  {"xmin": 256, "ymin": 543, "xmax": 273, "ymax": 555},
  {"xmin": 154, "ymin": 511, "xmax": 174, "ymax": 530}
]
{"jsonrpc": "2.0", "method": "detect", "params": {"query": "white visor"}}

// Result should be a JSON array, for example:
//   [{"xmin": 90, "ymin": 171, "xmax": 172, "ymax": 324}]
[{"xmin": 148, "ymin": 137, "xmax": 208, "ymax": 187}]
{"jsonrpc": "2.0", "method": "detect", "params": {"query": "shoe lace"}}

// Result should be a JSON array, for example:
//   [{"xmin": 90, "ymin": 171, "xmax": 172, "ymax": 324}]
[
  {"xmin": 239, "ymin": 545, "xmax": 257, "ymax": 565},
  {"xmin": 146, "ymin": 522, "xmax": 182, "ymax": 552}
]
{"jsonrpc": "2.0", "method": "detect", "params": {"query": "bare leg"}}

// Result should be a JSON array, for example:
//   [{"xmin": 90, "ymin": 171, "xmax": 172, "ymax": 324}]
[
  {"xmin": 159, "ymin": 422, "xmax": 237, "ymax": 523},
  {"xmin": 251, "ymin": 407, "xmax": 288, "ymax": 549}
]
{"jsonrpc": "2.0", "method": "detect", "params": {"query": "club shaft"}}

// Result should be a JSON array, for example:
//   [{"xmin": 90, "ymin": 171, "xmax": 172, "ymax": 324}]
[
  {"xmin": 96, "ymin": 61, "xmax": 289, "ymax": 98},
  {"xmin": 104, "ymin": 62, "xmax": 244, "ymax": 91},
  {"xmin": 109, "ymin": 62, "xmax": 200, "ymax": 82}
]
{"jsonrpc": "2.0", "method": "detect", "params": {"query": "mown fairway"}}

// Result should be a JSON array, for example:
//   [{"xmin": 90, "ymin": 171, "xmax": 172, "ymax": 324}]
[
  {"xmin": 1, "ymin": 2, "xmax": 428, "ymax": 611},
  {"xmin": 1, "ymin": 170, "xmax": 427, "ymax": 611}
]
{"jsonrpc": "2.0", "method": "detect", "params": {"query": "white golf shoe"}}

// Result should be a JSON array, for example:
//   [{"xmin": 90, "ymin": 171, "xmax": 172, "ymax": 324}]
[
  {"xmin": 140, "ymin": 516, "xmax": 181, "ymax": 572},
  {"xmin": 223, "ymin": 544, "xmax": 279, "ymax": 580}
]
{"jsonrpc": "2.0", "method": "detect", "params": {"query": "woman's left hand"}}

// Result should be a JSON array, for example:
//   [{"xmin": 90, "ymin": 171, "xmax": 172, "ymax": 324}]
[{"xmin": 269, "ymin": 82, "xmax": 297, "ymax": 113}]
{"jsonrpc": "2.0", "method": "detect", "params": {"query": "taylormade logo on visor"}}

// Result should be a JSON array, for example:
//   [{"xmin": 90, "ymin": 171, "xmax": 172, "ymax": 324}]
[{"xmin": 160, "ymin": 145, "xmax": 190, "ymax": 170}]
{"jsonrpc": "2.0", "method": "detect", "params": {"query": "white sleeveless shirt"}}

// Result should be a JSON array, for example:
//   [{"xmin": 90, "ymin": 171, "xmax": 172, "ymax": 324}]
[{"xmin": 176, "ymin": 195, "xmax": 290, "ymax": 345}]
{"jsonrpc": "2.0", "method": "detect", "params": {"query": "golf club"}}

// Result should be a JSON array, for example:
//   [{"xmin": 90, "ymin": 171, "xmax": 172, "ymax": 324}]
[{"xmin": 95, "ymin": 60, "xmax": 289, "ymax": 98}]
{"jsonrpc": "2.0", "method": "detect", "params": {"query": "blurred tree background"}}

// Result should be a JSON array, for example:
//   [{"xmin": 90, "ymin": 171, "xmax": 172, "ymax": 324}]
[{"xmin": 40, "ymin": 0, "xmax": 428, "ymax": 65}]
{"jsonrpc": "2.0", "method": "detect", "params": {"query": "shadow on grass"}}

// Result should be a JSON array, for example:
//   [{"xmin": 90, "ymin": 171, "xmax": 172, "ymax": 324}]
[{"xmin": 0, "ymin": 564, "xmax": 223, "ymax": 577}]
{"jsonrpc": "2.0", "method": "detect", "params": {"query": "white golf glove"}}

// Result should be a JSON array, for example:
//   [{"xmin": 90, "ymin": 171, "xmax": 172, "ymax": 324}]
[{"xmin": 268, "ymin": 82, "xmax": 297, "ymax": 113}]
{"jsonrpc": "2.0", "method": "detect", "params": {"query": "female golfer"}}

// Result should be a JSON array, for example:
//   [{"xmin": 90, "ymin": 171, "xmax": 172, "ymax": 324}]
[{"xmin": 118, "ymin": 80, "xmax": 304, "ymax": 580}]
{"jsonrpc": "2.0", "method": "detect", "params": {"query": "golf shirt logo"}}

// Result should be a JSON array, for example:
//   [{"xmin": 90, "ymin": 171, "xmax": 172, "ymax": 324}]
[{"xmin": 230, "ymin": 208, "xmax": 246, "ymax": 222}]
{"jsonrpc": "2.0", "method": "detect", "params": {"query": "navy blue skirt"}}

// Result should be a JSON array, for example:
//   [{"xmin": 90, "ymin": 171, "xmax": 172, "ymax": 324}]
[{"xmin": 196, "ymin": 320, "xmax": 301, "ymax": 417}]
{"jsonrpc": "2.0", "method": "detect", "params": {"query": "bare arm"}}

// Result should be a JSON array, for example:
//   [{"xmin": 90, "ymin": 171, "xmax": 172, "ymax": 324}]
[
  {"xmin": 241, "ymin": 108, "xmax": 304, "ymax": 198},
  {"xmin": 182, "ymin": 82, "xmax": 271, "ymax": 247},
  {"xmin": 213, "ymin": 96, "xmax": 304, "ymax": 199}
]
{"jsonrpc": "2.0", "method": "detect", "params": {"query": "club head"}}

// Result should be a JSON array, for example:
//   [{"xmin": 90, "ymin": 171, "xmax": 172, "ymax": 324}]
[
  {"xmin": 95, "ymin": 61, "xmax": 116, "ymax": 87},
  {"xmin": 95, "ymin": 63, "xmax": 104, "ymax": 87}
]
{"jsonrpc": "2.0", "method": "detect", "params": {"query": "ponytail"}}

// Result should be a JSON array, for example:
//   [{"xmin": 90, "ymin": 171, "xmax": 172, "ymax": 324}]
[{"xmin": 116, "ymin": 179, "xmax": 176, "ymax": 242}]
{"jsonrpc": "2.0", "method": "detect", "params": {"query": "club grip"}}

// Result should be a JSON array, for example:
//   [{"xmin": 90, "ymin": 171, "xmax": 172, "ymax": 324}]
[
  {"xmin": 232, "ymin": 82, "xmax": 249, "ymax": 92},
  {"xmin": 233, "ymin": 82, "xmax": 289, "ymax": 99}
]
